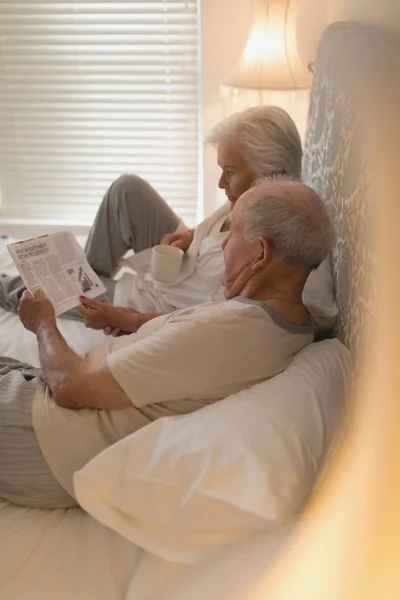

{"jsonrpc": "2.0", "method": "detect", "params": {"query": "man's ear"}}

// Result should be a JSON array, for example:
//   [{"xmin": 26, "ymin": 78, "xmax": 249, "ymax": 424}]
[{"xmin": 251, "ymin": 236, "xmax": 271, "ymax": 271}]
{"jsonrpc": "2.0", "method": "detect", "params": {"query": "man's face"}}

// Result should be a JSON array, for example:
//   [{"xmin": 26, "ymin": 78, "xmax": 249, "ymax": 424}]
[
  {"xmin": 217, "ymin": 141, "xmax": 255, "ymax": 209},
  {"xmin": 221, "ymin": 194, "xmax": 260, "ymax": 298}
]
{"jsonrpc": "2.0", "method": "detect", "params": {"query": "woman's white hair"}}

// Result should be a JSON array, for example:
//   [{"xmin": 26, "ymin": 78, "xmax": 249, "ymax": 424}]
[
  {"xmin": 243, "ymin": 190, "xmax": 335, "ymax": 269},
  {"xmin": 205, "ymin": 106, "xmax": 303, "ymax": 179}
]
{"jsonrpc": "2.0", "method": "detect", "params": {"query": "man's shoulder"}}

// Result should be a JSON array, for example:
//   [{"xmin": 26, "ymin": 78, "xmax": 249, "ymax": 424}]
[{"xmin": 169, "ymin": 299, "xmax": 263, "ymax": 326}]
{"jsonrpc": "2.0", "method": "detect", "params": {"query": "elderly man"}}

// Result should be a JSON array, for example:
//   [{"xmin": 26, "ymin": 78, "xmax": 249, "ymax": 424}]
[
  {"xmin": 0, "ymin": 106, "xmax": 336, "ymax": 332},
  {"xmin": 0, "ymin": 180, "xmax": 334, "ymax": 509}
]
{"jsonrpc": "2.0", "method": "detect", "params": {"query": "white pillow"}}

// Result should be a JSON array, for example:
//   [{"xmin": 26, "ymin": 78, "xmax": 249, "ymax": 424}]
[
  {"xmin": 303, "ymin": 256, "xmax": 338, "ymax": 332},
  {"xmin": 74, "ymin": 339, "xmax": 351, "ymax": 564}
]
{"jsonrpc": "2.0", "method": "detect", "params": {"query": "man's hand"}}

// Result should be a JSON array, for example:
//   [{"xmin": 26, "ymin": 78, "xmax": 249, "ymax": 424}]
[
  {"xmin": 18, "ymin": 289, "xmax": 56, "ymax": 334},
  {"xmin": 102, "ymin": 325, "xmax": 129, "ymax": 338},
  {"xmin": 160, "ymin": 229, "xmax": 194, "ymax": 252},
  {"xmin": 28, "ymin": 295, "xmax": 132, "ymax": 411}
]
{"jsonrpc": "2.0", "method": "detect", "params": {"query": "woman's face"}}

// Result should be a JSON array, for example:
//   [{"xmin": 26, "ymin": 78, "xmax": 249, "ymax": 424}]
[{"xmin": 217, "ymin": 141, "xmax": 255, "ymax": 208}]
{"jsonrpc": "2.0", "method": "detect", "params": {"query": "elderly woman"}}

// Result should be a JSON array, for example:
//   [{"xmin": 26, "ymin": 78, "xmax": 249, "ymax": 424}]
[
  {"xmin": 78, "ymin": 105, "xmax": 336, "ymax": 334},
  {"xmin": 1, "ymin": 180, "xmax": 334, "ymax": 508},
  {"xmin": 0, "ymin": 106, "xmax": 336, "ymax": 332}
]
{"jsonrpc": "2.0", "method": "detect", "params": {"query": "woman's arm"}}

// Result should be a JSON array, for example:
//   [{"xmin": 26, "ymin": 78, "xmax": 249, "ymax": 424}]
[{"xmin": 77, "ymin": 296, "xmax": 163, "ymax": 333}]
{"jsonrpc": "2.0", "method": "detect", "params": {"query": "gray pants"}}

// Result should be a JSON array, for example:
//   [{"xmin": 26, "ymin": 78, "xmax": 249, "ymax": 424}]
[
  {"xmin": 0, "ymin": 357, "xmax": 77, "ymax": 508},
  {"xmin": 0, "ymin": 174, "xmax": 180, "ymax": 320}
]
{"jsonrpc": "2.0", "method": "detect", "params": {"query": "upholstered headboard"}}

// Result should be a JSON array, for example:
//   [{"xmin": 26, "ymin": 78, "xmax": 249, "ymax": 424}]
[{"xmin": 302, "ymin": 21, "xmax": 395, "ymax": 354}]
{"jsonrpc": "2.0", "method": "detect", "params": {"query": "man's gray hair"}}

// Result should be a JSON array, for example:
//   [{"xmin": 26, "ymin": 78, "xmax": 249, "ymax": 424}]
[
  {"xmin": 243, "ymin": 194, "xmax": 335, "ymax": 269},
  {"xmin": 205, "ymin": 106, "xmax": 303, "ymax": 180}
]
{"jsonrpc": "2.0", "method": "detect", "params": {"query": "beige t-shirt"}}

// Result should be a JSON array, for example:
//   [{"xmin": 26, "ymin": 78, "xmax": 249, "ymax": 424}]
[{"xmin": 32, "ymin": 298, "xmax": 315, "ymax": 498}]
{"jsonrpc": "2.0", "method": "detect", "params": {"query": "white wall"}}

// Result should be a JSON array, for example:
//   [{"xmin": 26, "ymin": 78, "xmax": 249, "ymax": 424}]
[
  {"xmin": 297, "ymin": 0, "xmax": 400, "ymax": 66},
  {"xmin": 201, "ymin": 0, "xmax": 251, "ymax": 217}
]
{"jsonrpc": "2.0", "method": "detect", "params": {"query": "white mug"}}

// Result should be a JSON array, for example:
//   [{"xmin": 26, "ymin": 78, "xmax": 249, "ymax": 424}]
[{"xmin": 150, "ymin": 244, "xmax": 184, "ymax": 283}]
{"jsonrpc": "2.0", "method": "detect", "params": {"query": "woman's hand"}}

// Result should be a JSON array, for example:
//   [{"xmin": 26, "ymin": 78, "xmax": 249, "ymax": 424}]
[
  {"xmin": 160, "ymin": 229, "xmax": 194, "ymax": 252},
  {"xmin": 77, "ymin": 297, "xmax": 145, "ymax": 333},
  {"xmin": 76, "ymin": 297, "xmax": 115, "ymax": 330}
]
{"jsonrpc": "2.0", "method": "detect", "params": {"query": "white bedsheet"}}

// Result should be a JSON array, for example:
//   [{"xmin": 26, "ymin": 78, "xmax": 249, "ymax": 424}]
[
  {"xmin": 0, "ymin": 499, "xmax": 142, "ymax": 600},
  {"xmin": 0, "ymin": 494, "xmax": 293, "ymax": 600}
]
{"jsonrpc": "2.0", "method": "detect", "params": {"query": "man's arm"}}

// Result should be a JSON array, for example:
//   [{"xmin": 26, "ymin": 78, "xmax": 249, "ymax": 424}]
[{"xmin": 18, "ymin": 290, "xmax": 132, "ymax": 410}]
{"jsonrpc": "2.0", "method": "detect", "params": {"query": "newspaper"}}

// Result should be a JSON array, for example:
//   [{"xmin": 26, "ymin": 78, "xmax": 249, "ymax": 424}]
[{"xmin": 7, "ymin": 231, "xmax": 106, "ymax": 316}]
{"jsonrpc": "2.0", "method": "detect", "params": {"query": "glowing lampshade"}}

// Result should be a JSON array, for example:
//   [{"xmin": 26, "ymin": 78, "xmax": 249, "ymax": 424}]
[{"xmin": 224, "ymin": 0, "xmax": 311, "ymax": 91}]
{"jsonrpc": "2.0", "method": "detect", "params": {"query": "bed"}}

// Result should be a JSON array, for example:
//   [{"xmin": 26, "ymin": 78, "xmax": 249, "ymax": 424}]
[{"xmin": 0, "ymin": 21, "xmax": 381, "ymax": 600}]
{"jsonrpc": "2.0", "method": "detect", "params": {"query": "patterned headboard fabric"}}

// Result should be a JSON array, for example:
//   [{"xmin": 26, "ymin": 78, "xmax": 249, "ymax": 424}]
[{"xmin": 302, "ymin": 21, "xmax": 398, "ymax": 354}]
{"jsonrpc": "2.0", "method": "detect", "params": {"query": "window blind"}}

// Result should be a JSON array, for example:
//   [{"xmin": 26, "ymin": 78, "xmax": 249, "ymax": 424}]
[{"xmin": 0, "ymin": 1, "xmax": 200, "ymax": 227}]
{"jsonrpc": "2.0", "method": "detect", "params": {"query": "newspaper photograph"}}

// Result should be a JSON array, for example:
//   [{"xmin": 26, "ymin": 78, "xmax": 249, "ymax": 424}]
[{"xmin": 7, "ymin": 231, "xmax": 106, "ymax": 316}]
